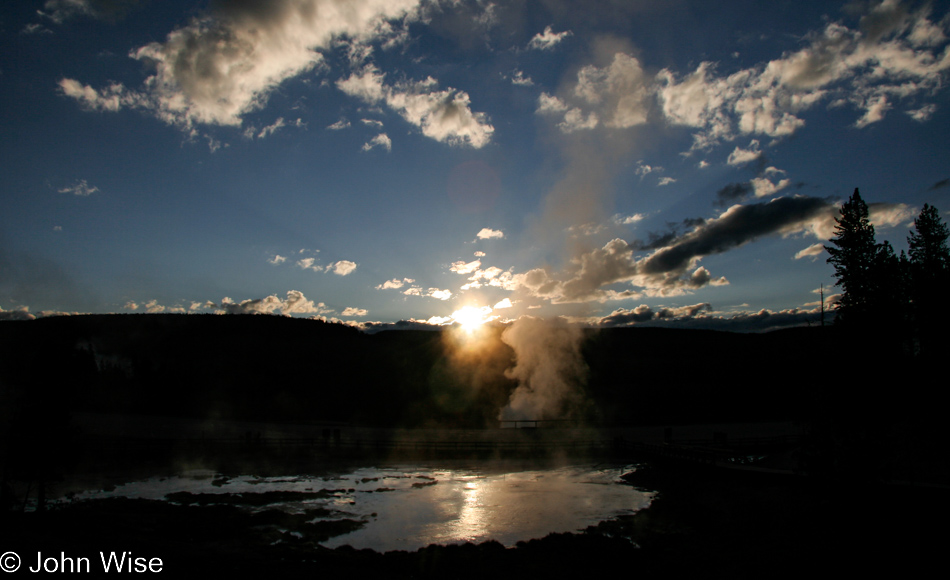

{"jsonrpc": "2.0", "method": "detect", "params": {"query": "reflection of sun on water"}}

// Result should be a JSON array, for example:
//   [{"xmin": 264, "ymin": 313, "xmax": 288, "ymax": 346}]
[{"xmin": 452, "ymin": 477, "xmax": 486, "ymax": 543}]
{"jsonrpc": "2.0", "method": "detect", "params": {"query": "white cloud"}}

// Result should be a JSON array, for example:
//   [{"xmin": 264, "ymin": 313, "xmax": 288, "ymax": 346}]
[
  {"xmin": 328, "ymin": 260, "xmax": 358, "ymax": 276},
  {"xmin": 794, "ymin": 243, "xmax": 825, "ymax": 260},
  {"xmin": 297, "ymin": 257, "xmax": 318, "ymax": 270},
  {"xmin": 510, "ymin": 70, "xmax": 534, "ymax": 86},
  {"xmin": 0, "ymin": 306, "xmax": 35, "ymax": 321},
  {"xmin": 61, "ymin": 0, "xmax": 421, "ymax": 129},
  {"xmin": 536, "ymin": 92, "xmax": 568, "ymax": 114},
  {"xmin": 361, "ymin": 132, "xmax": 392, "ymax": 152},
  {"xmin": 376, "ymin": 277, "xmax": 413, "ymax": 290},
  {"xmin": 269, "ymin": 254, "xmax": 287, "ymax": 265},
  {"xmin": 750, "ymin": 176, "xmax": 791, "ymax": 198},
  {"xmin": 726, "ymin": 139, "xmax": 762, "ymax": 166},
  {"xmin": 213, "ymin": 290, "xmax": 332, "ymax": 316},
  {"xmin": 250, "ymin": 117, "xmax": 289, "ymax": 139},
  {"xmin": 402, "ymin": 286, "xmax": 452, "ymax": 300},
  {"xmin": 868, "ymin": 201, "xmax": 915, "ymax": 229},
  {"xmin": 614, "ymin": 213, "xmax": 645, "ymax": 225},
  {"xmin": 342, "ymin": 307, "xmax": 368, "ymax": 317},
  {"xmin": 327, "ymin": 118, "xmax": 351, "ymax": 130},
  {"xmin": 282, "ymin": 290, "xmax": 324, "ymax": 314},
  {"xmin": 536, "ymin": 53, "xmax": 651, "ymax": 133},
  {"xmin": 853, "ymin": 95, "xmax": 891, "ymax": 128},
  {"xmin": 460, "ymin": 266, "xmax": 515, "ymax": 291},
  {"xmin": 450, "ymin": 260, "xmax": 482, "ymax": 275},
  {"xmin": 907, "ymin": 104, "xmax": 937, "ymax": 121},
  {"xmin": 58, "ymin": 179, "xmax": 99, "ymax": 196},
  {"xmin": 428, "ymin": 288, "xmax": 453, "ymax": 300},
  {"xmin": 635, "ymin": 162, "xmax": 661, "ymax": 177},
  {"xmin": 338, "ymin": 64, "xmax": 494, "ymax": 148},
  {"xmin": 655, "ymin": 4, "xmax": 950, "ymax": 148},
  {"xmin": 658, "ymin": 177, "xmax": 677, "ymax": 186},
  {"xmin": 476, "ymin": 227, "xmax": 504, "ymax": 240},
  {"xmin": 528, "ymin": 26, "xmax": 572, "ymax": 51},
  {"xmin": 493, "ymin": 298, "xmax": 513, "ymax": 309}
]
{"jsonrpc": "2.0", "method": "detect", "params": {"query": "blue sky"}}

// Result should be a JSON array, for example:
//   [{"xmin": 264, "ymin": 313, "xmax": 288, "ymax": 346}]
[{"xmin": 2, "ymin": 0, "xmax": 949, "ymax": 330}]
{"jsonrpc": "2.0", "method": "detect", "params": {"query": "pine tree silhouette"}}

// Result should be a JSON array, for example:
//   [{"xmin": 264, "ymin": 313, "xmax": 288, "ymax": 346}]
[
  {"xmin": 824, "ymin": 188, "xmax": 881, "ymax": 326},
  {"xmin": 907, "ymin": 203, "xmax": 950, "ymax": 357}
]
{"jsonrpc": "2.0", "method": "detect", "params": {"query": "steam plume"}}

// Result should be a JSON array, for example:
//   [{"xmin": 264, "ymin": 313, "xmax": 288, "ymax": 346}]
[{"xmin": 499, "ymin": 317, "xmax": 588, "ymax": 421}]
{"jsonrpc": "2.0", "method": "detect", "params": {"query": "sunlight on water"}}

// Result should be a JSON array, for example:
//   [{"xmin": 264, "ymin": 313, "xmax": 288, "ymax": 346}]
[{"xmin": 70, "ymin": 464, "xmax": 652, "ymax": 552}]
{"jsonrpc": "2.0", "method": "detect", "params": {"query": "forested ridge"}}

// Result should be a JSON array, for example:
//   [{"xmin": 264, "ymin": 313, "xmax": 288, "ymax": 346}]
[{"xmin": 0, "ymin": 312, "xmax": 920, "ymax": 428}]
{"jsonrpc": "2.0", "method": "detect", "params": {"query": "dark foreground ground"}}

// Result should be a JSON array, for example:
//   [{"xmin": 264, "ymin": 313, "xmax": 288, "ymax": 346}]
[{"xmin": 3, "ymin": 454, "xmax": 947, "ymax": 579}]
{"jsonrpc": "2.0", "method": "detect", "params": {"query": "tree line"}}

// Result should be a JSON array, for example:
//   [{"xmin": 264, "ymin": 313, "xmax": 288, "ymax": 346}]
[{"xmin": 825, "ymin": 188, "xmax": 950, "ymax": 358}]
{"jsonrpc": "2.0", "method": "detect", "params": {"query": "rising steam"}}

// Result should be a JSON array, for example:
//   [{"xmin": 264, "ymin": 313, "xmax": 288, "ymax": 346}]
[{"xmin": 498, "ymin": 317, "xmax": 588, "ymax": 421}]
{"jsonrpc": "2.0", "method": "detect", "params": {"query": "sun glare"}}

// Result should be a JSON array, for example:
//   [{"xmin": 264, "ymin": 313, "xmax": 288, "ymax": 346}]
[{"xmin": 451, "ymin": 305, "xmax": 493, "ymax": 333}]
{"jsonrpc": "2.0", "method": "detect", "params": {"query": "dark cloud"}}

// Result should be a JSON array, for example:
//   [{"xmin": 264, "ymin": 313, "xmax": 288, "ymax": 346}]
[
  {"xmin": 639, "ymin": 196, "xmax": 836, "ymax": 277},
  {"xmin": 355, "ymin": 319, "xmax": 443, "ymax": 334},
  {"xmin": 633, "ymin": 217, "xmax": 706, "ymax": 251},
  {"xmin": 521, "ymin": 195, "xmax": 838, "ymax": 303},
  {"xmin": 598, "ymin": 303, "xmax": 712, "ymax": 327},
  {"xmin": 929, "ymin": 178, "xmax": 949, "ymax": 191},
  {"xmin": 716, "ymin": 182, "xmax": 753, "ymax": 205},
  {"xmin": 601, "ymin": 306, "xmax": 829, "ymax": 332}
]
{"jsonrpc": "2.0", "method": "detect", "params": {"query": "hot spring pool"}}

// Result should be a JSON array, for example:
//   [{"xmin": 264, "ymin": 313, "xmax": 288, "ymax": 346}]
[{"xmin": 68, "ymin": 463, "xmax": 654, "ymax": 552}]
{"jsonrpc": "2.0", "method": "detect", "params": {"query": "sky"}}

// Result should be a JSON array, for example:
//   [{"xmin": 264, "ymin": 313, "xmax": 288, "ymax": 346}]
[{"xmin": 2, "ymin": 0, "xmax": 949, "ymax": 331}]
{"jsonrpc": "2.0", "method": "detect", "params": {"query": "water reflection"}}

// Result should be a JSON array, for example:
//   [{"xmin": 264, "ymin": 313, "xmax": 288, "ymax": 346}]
[{"xmin": 69, "ymin": 464, "xmax": 653, "ymax": 553}]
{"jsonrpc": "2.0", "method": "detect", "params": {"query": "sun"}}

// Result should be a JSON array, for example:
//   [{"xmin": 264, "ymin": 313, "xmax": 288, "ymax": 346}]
[{"xmin": 450, "ymin": 305, "xmax": 493, "ymax": 333}]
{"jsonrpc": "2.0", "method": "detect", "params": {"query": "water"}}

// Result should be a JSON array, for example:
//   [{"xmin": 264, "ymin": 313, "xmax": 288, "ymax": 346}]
[{"xmin": 68, "ymin": 464, "xmax": 653, "ymax": 552}]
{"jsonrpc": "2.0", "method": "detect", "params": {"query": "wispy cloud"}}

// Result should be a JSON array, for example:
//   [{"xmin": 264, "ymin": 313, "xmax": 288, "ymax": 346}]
[
  {"xmin": 536, "ymin": 52, "xmax": 651, "ymax": 132},
  {"xmin": 657, "ymin": 3, "xmax": 950, "ymax": 149},
  {"xmin": 361, "ymin": 133, "xmax": 392, "ymax": 152},
  {"xmin": 376, "ymin": 277, "xmax": 414, "ymax": 290},
  {"xmin": 528, "ymin": 26, "xmax": 572, "ymax": 51},
  {"xmin": 338, "ymin": 64, "xmax": 494, "ymax": 148},
  {"xmin": 59, "ymin": 0, "xmax": 422, "ymax": 129},
  {"xmin": 58, "ymin": 179, "xmax": 99, "ymax": 196},
  {"xmin": 402, "ymin": 286, "xmax": 452, "ymax": 300},
  {"xmin": 794, "ymin": 243, "xmax": 825, "ymax": 260}
]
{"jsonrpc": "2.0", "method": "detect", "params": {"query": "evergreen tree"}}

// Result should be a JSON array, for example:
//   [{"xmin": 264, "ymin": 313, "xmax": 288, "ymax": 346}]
[
  {"xmin": 907, "ymin": 203, "xmax": 950, "ymax": 357},
  {"xmin": 825, "ymin": 188, "xmax": 881, "ymax": 324},
  {"xmin": 908, "ymin": 203, "xmax": 950, "ymax": 276}
]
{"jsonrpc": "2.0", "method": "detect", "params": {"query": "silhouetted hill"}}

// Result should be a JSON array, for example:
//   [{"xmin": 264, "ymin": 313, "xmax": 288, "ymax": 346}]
[{"xmin": 0, "ymin": 314, "xmax": 907, "ymax": 429}]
